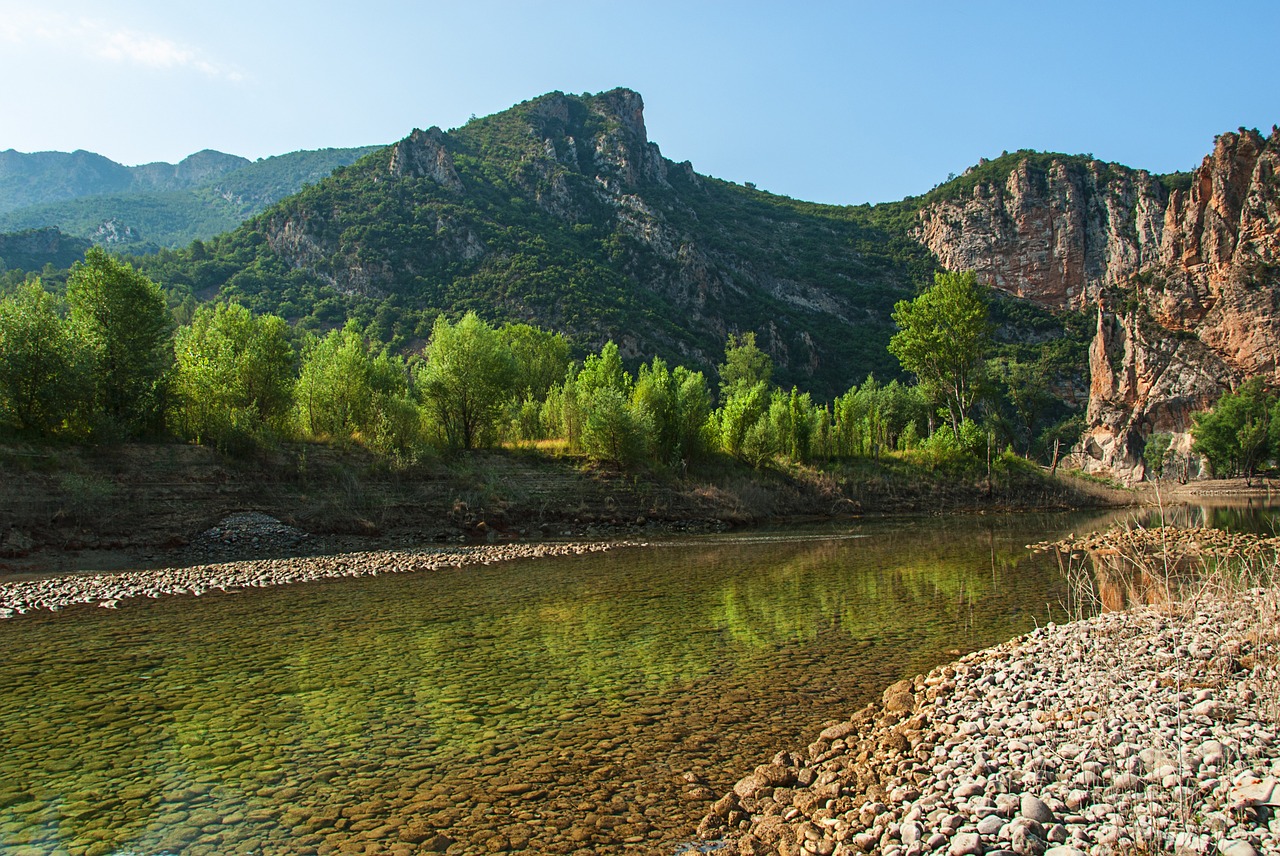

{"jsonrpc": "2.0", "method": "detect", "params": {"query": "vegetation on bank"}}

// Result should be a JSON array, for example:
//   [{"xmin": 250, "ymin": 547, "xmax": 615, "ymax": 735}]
[
  {"xmin": 1181, "ymin": 378, "xmax": 1280, "ymax": 484},
  {"xmin": 0, "ymin": 250, "xmax": 1088, "ymax": 492}
]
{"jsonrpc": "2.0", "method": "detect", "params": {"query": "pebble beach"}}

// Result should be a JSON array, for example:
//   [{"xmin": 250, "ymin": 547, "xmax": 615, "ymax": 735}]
[
  {"xmin": 0, "ymin": 539, "xmax": 638, "ymax": 619},
  {"xmin": 698, "ymin": 593, "xmax": 1280, "ymax": 856}
]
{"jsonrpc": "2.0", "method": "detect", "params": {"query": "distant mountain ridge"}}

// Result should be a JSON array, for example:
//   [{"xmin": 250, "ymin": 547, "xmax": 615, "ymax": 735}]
[
  {"xmin": 0, "ymin": 145, "xmax": 380, "ymax": 250},
  {"xmin": 0, "ymin": 148, "xmax": 250, "ymax": 212}
]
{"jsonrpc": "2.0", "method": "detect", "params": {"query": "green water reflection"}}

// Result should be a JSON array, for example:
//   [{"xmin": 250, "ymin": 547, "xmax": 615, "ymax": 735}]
[{"xmin": 1, "ymin": 514, "xmax": 1095, "ymax": 855}]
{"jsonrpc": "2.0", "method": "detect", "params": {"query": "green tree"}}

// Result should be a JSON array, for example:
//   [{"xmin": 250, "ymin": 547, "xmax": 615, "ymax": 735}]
[
  {"xmin": 170, "ymin": 303, "xmax": 295, "ymax": 451},
  {"xmin": 0, "ymin": 281, "xmax": 89, "ymax": 435},
  {"xmin": 1192, "ymin": 378, "xmax": 1274, "ymax": 483},
  {"xmin": 717, "ymin": 380, "xmax": 772, "ymax": 463},
  {"xmin": 717, "ymin": 332, "xmax": 773, "ymax": 399},
  {"xmin": 498, "ymin": 323, "xmax": 571, "ymax": 402},
  {"xmin": 420, "ymin": 313, "xmax": 517, "ymax": 450},
  {"xmin": 888, "ymin": 270, "xmax": 991, "ymax": 442},
  {"xmin": 295, "ymin": 323, "xmax": 380, "ymax": 440},
  {"xmin": 582, "ymin": 386, "xmax": 647, "ymax": 466},
  {"xmin": 632, "ymin": 357, "xmax": 713, "ymax": 467},
  {"xmin": 1143, "ymin": 432, "xmax": 1173, "ymax": 481},
  {"xmin": 66, "ymin": 247, "xmax": 172, "ymax": 437},
  {"xmin": 991, "ymin": 356, "xmax": 1053, "ymax": 457}
]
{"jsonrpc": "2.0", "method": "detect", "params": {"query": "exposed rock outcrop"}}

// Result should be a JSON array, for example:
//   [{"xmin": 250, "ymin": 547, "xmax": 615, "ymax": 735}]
[
  {"xmin": 388, "ymin": 126, "xmax": 463, "ymax": 192},
  {"xmin": 919, "ymin": 159, "xmax": 1167, "ymax": 310},
  {"xmin": 918, "ymin": 128, "xmax": 1280, "ymax": 481}
]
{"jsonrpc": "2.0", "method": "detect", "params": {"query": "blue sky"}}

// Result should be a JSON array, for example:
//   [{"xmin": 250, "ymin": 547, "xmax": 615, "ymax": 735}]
[{"xmin": 2, "ymin": 1, "xmax": 1276, "ymax": 205}]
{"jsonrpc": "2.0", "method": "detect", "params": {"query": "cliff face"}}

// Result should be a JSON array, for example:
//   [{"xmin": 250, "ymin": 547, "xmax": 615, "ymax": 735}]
[
  {"xmin": 917, "ymin": 129, "xmax": 1280, "ymax": 481},
  {"xmin": 918, "ymin": 158, "xmax": 1167, "ymax": 310}
]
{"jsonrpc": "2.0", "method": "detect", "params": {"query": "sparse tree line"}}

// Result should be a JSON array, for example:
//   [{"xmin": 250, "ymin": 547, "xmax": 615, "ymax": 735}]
[{"xmin": 0, "ymin": 255, "xmax": 1084, "ymax": 471}]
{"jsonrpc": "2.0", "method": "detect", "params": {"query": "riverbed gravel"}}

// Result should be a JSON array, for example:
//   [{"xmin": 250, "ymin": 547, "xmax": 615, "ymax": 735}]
[
  {"xmin": 0, "ymin": 539, "xmax": 640, "ymax": 619},
  {"xmin": 699, "ymin": 593, "xmax": 1280, "ymax": 856}
]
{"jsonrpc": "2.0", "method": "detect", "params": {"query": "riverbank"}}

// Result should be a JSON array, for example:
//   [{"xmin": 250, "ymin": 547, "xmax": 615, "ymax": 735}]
[
  {"xmin": 0, "ymin": 442, "xmax": 1126, "ymax": 578},
  {"xmin": 697, "ymin": 593, "xmax": 1279, "ymax": 856}
]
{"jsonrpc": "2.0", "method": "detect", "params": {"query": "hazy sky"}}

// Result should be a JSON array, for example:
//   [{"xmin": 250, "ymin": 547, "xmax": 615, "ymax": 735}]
[{"xmin": 2, "ymin": 1, "xmax": 1276, "ymax": 205}]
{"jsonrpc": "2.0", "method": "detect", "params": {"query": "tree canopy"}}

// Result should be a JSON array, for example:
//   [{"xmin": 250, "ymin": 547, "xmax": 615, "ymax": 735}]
[
  {"xmin": 888, "ymin": 270, "xmax": 991, "ymax": 440},
  {"xmin": 420, "ymin": 313, "xmax": 517, "ymax": 450},
  {"xmin": 66, "ymin": 247, "xmax": 172, "ymax": 437}
]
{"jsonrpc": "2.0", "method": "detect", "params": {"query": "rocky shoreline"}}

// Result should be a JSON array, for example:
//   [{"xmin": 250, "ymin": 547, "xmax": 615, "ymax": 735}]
[
  {"xmin": 698, "ymin": 594, "xmax": 1279, "ymax": 856},
  {"xmin": 0, "ymin": 538, "xmax": 640, "ymax": 619}
]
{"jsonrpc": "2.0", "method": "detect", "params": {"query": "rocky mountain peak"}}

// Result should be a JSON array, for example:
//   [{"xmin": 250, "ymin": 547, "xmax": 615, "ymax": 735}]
[
  {"xmin": 589, "ymin": 88, "xmax": 649, "ymax": 145},
  {"xmin": 388, "ymin": 126, "xmax": 463, "ymax": 191}
]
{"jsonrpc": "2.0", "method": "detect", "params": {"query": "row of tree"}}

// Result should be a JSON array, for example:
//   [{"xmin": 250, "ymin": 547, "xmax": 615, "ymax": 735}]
[{"xmin": 1, "ymin": 256, "xmax": 1081, "ymax": 470}]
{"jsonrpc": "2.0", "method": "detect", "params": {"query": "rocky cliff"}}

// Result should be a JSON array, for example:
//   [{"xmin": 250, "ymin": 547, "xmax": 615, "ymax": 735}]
[{"xmin": 917, "ymin": 128, "xmax": 1280, "ymax": 481}]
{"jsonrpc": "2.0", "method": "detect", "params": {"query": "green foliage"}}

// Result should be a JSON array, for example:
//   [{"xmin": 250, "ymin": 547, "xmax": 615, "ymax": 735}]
[
  {"xmin": 498, "ymin": 323, "xmax": 570, "ymax": 401},
  {"xmin": 1157, "ymin": 172, "xmax": 1195, "ymax": 195},
  {"xmin": 632, "ymin": 357, "xmax": 713, "ymax": 466},
  {"xmin": 0, "ymin": 281, "xmax": 90, "ymax": 435},
  {"xmin": 889, "ymin": 271, "xmax": 992, "ymax": 440},
  {"xmin": 1143, "ymin": 432, "xmax": 1173, "ymax": 480},
  {"xmin": 920, "ymin": 418, "xmax": 989, "ymax": 460},
  {"xmin": 295, "ymin": 323, "xmax": 406, "ymax": 444},
  {"xmin": 581, "ymin": 386, "xmax": 648, "ymax": 466},
  {"xmin": 170, "ymin": 303, "xmax": 295, "ymax": 453},
  {"xmin": 66, "ymin": 248, "xmax": 172, "ymax": 437},
  {"xmin": 717, "ymin": 380, "xmax": 773, "ymax": 464},
  {"xmin": 1192, "ymin": 378, "xmax": 1275, "ymax": 482},
  {"xmin": 828, "ymin": 375, "xmax": 930, "ymax": 458},
  {"xmin": 717, "ymin": 332, "xmax": 773, "ymax": 399},
  {"xmin": 420, "ymin": 313, "xmax": 517, "ymax": 450}
]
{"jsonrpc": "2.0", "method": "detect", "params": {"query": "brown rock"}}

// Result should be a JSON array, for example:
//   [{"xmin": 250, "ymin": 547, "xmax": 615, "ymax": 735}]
[{"xmin": 883, "ymin": 692, "xmax": 916, "ymax": 714}]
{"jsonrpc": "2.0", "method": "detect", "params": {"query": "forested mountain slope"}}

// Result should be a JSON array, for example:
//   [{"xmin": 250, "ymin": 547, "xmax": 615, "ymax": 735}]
[{"xmin": 138, "ymin": 89, "xmax": 936, "ymax": 395}]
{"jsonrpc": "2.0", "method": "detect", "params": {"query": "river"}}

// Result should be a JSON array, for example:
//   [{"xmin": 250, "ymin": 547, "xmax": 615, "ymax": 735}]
[{"xmin": 0, "ymin": 504, "xmax": 1268, "ymax": 856}]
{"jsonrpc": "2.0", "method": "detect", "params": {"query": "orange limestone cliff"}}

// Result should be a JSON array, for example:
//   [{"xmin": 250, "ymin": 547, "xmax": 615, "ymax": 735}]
[{"xmin": 917, "ymin": 128, "xmax": 1280, "ymax": 481}]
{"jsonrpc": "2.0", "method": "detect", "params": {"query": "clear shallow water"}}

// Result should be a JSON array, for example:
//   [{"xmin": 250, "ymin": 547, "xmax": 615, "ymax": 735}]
[{"xmin": 1, "ymin": 513, "xmax": 1106, "ymax": 855}]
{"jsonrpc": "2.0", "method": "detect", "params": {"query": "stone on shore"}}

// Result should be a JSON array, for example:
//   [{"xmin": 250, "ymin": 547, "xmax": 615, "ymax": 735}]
[{"xmin": 697, "ymin": 592, "xmax": 1280, "ymax": 856}]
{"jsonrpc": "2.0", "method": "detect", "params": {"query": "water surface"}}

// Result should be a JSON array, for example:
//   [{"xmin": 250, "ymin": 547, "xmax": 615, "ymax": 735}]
[{"xmin": 1, "ymin": 513, "xmax": 1104, "ymax": 855}]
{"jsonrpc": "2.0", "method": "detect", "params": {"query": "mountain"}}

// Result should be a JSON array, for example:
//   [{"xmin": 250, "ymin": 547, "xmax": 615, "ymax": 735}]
[
  {"xmin": 0, "ymin": 146, "xmax": 380, "ymax": 251},
  {"xmin": 139, "ymin": 88, "xmax": 948, "ymax": 395},
  {"xmin": 0, "ymin": 148, "xmax": 249, "ymax": 212},
  {"xmin": 15, "ymin": 87, "xmax": 1273, "ymax": 480},
  {"xmin": 915, "ymin": 128, "xmax": 1280, "ymax": 480},
  {"xmin": 0, "ymin": 227, "xmax": 92, "ymax": 272}
]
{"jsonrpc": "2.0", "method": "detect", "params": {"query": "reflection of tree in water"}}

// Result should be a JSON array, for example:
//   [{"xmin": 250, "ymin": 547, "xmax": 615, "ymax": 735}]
[{"xmin": 708, "ymin": 526, "xmax": 1044, "ymax": 656}]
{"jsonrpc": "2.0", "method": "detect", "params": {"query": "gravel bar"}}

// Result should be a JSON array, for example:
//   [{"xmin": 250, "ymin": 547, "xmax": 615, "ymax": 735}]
[
  {"xmin": 0, "ymin": 540, "xmax": 641, "ymax": 619},
  {"xmin": 699, "ymin": 594, "xmax": 1279, "ymax": 856}
]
